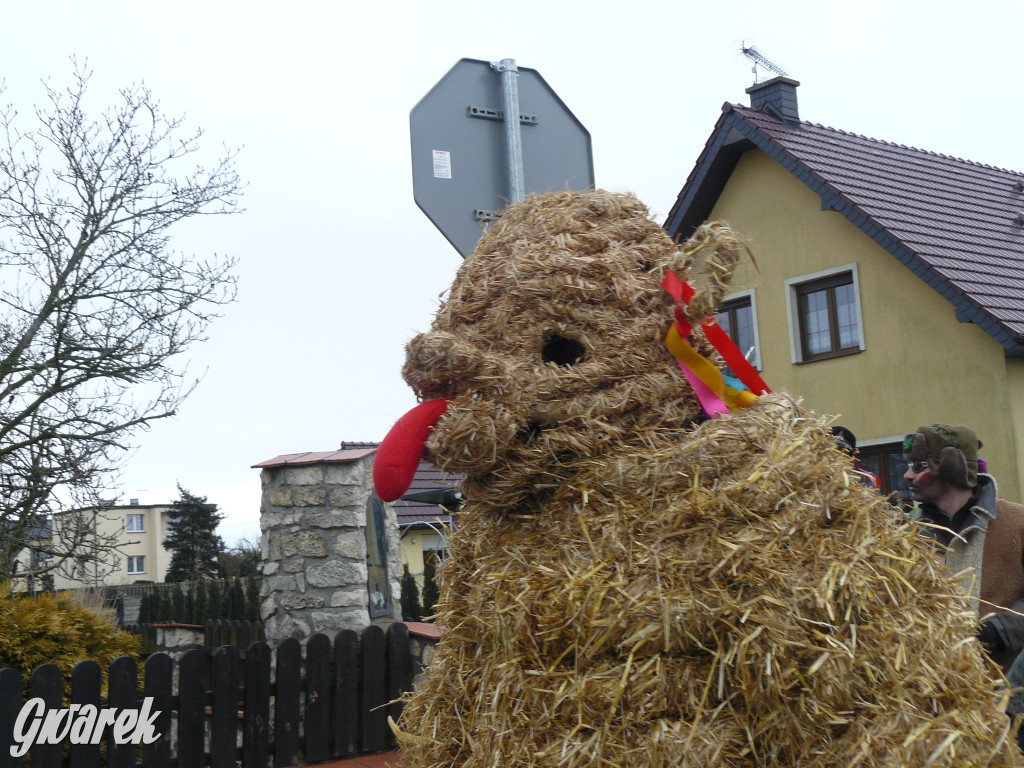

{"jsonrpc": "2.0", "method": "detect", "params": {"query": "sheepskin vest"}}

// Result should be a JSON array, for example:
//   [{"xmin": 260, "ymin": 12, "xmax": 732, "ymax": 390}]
[{"xmin": 912, "ymin": 474, "xmax": 1024, "ymax": 617}]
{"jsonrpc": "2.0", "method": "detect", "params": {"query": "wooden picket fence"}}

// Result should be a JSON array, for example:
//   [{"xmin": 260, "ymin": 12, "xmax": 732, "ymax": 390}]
[
  {"xmin": 0, "ymin": 622, "xmax": 412, "ymax": 767},
  {"xmin": 203, "ymin": 619, "xmax": 266, "ymax": 649},
  {"xmin": 121, "ymin": 619, "xmax": 266, "ymax": 655}
]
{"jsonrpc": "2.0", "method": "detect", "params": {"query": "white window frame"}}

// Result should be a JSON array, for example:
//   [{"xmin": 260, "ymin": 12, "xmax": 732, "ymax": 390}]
[
  {"xmin": 126, "ymin": 513, "xmax": 145, "ymax": 533},
  {"xmin": 716, "ymin": 288, "xmax": 762, "ymax": 371},
  {"xmin": 784, "ymin": 263, "xmax": 865, "ymax": 364},
  {"xmin": 126, "ymin": 555, "xmax": 146, "ymax": 575}
]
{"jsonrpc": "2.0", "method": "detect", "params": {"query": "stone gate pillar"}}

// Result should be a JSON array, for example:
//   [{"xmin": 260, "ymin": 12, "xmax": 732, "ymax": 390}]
[{"xmin": 253, "ymin": 446, "xmax": 403, "ymax": 643}]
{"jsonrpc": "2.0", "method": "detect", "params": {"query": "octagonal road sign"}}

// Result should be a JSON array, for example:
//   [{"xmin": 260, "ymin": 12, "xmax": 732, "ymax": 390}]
[{"xmin": 410, "ymin": 58, "xmax": 594, "ymax": 258}]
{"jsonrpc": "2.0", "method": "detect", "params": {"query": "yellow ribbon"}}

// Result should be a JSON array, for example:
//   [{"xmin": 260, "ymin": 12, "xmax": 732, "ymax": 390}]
[{"xmin": 665, "ymin": 325, "xmax": 757, "ymax": 412}]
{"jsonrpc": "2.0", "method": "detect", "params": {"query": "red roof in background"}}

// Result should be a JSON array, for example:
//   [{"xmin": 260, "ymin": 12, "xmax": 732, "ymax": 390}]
[
  {"xmin": 664, "ymin": 94, "xmax": 1024, "ymax": 354},
  {"xmin": 251, "ymin": 446, "xmax": 376, "ymax": 469}
]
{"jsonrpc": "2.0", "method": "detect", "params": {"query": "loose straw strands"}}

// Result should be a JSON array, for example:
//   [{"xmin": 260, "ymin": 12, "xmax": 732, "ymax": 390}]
[{"xmin": 398, "ymin": 398, "xmax": 1021, "ymax": 766}]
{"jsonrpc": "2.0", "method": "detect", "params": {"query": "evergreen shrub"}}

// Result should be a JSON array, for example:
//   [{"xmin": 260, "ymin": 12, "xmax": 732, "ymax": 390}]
[{"xmin": 0, "ymin": 585, "xmax": 139, "ymax": 694}]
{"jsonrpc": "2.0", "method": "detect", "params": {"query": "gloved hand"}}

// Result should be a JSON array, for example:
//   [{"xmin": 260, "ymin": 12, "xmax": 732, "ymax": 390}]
[{"xmin": 978, "ymin": 619, "xmax": 1007, "ymax": 656}]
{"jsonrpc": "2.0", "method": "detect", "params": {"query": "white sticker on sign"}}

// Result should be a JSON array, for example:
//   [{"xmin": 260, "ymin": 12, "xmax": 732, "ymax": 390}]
[{"xmin": 432, "ymin": 150, "xmax": 452, "ymax": 180}]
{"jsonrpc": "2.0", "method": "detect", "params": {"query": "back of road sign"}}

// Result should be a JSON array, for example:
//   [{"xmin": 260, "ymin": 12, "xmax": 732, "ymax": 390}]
[{"xmin": 410, "ymin": 58, "xmax": 594, "ymax": 258}]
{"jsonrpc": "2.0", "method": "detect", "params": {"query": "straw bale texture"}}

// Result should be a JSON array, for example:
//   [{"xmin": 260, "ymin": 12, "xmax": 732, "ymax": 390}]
[{"xmin": 393, "ymin": 190, "xmax": 1021, "ymax": 767}]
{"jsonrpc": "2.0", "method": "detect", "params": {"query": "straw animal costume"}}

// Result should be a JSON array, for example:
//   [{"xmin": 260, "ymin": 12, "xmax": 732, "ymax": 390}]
[{"xmin": 377, "ymin": 190, "xmax": 1021, "ymax": 767}]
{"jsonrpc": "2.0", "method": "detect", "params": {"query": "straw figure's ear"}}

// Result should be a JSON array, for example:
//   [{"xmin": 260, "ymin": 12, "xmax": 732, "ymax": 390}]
[{"xmin": 677, "ymin": 221, "xmax": 753, "ymax": 324}]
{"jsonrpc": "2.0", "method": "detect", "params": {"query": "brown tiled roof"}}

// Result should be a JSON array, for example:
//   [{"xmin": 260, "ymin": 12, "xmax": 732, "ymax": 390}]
[{"xmin": 664, "ymin": 100, "xmax": 1024, "ymax": 354}]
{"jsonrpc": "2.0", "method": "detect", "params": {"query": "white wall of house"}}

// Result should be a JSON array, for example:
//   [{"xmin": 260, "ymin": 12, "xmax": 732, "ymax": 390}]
[{"xmin": 50, "ymin": 503, "xmax": 178, "ymax": 589}]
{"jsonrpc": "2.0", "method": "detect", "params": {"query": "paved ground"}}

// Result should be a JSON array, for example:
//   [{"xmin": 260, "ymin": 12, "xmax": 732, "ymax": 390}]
[{"xmin": 302, "ymin": 751, "xmax": 400, "ymax": 768}]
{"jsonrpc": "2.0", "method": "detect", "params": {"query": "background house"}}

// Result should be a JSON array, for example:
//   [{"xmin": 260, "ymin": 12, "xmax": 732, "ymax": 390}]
[
  {"xmin": 663, "ymin": 77, "xmax": 1024, "ymax": 502},
  {"xmin": 14, "ymin": 500, "xmax": 178, "ymax": 591},
  {"xmin": 394, "ymin": 460, "xmax": 460, "ymax": 592}
]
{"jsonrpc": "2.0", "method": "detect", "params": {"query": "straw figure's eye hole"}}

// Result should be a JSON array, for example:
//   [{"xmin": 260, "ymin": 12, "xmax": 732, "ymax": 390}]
[{"xmin": 542, "ymin": 334, "xmax": 586, "ymax": 368}]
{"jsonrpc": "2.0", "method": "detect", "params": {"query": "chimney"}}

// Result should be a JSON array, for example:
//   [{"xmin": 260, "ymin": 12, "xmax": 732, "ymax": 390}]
[{"xmin": 746, "ymin": 76, "xmax": 801, "ymax": 123}]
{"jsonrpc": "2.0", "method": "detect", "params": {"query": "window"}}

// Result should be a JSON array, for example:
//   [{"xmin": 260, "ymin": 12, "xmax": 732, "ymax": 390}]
[
  {"xmin": 126, "ymin": 513, "xmax": 145, "ymax": 533},
  {"xmin": 715, "ymin": 290, "xmax": 760, "ymax": 370},
  {"xmin": 127, "ymin": 555, "xmax": 146, "ymax": 574},
  {"xmin": 785, "ymin": 264, "xmax": 864, "ymax": 363},
  {"xmin": 365, "ymin": 497, "xmax": 392, "ymax": 618}
]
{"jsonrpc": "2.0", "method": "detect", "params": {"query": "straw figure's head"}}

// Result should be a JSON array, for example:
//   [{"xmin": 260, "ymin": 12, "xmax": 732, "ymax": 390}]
[{"xmin": 399, "ymin": 189, "xmax": 743, "ymax": 508}]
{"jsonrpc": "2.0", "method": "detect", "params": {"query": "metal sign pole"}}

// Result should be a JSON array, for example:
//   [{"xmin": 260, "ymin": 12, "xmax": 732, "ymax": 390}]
[{"xmin": 493, "ymin": 58, "xmax": 526, "ymax": 204}]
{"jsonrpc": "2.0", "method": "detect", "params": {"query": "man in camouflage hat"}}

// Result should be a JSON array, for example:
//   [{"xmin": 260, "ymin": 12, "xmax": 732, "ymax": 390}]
[{"xmin": 903, "ymin": 424, "xmax": 1024, "ymax": 670}]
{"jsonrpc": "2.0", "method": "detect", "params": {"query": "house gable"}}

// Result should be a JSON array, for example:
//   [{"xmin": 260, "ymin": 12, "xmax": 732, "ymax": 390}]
[
  {"xmin": 665, "ymin": 92, "xmax": 1024, "ymax": 356},
  {"xmin": 680, "ymin": 134, "xmax": 1024, "ymax": 502},
  {"xmin": 708, "ymin": 147, "xmax": 1009, "ymax": 401}
]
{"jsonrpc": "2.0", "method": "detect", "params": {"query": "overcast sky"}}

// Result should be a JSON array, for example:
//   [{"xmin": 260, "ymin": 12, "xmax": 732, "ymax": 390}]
[{"xmin": 2, "ymin": 0, "xmax": 1021, "ymax": 545}]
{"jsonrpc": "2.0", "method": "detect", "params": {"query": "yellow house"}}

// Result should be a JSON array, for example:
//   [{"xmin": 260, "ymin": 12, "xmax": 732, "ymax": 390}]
[
  {"xmin": 663, "ymin": 76, "xmax": 1024, "ymax": 503},
  {"xmin": 394, "ymin": 460, "xmax": 460, "ymax": 593}
]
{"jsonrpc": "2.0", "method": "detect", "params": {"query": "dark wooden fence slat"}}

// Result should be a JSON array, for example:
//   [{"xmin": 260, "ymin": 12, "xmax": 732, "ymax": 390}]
[
  {"xmin": 238, "ymin": 621, "xmax": 252, "ymax": 650},
  {"xmin": 360, "ymin": 626, "xmax": 388, "ymax": 753},
  {"xmin": 273, "ymin": 638, "xmax": 301, "ymax": 768},
  {"xmin": 70, "ymin": 660, "xmax": 102, "ymax": 768},
  {"xmin": 178, "ymin": 649, "xmax": 207, "ymax": 768},
  {"xmin": 29, "ymin": 664, "xmax": 63, "ymax": 768},
  {"xmin": 0, "ymin": 668, "xmax": 22, "ymax": 768},
  {"xmin": 107, "ymin": 656, "xmax": 138, "ymax": 768},
  {"xmin": 304, "ymin": 634, "xmax": 331, "ymax": 763},
  {"xmin": 142, "ymin": 654, "xmax": 173, "ymax": 768},
  {"xmin": 242, "ymin": 642, "xmax": 271, "ymax": 768},
  {"xmin": 386, "ymin": 622, "xmax": 413, "ymax": 747},
  {"xmin": 331, "ymin": 630, "xmax": 359, "ymax": 759},
  {"xmin": 211, "ymin": 647, "xmax": 239, "ymax": 768},
  {"xmin": 219, "ymin": 620, "xmax": 231, "ymax": 650}
]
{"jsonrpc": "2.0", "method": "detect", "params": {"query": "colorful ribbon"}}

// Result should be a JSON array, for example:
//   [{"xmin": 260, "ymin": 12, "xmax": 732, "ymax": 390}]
[{"xmin": 661, "ymin": 271, "xmax": 769, "ymax": 418}]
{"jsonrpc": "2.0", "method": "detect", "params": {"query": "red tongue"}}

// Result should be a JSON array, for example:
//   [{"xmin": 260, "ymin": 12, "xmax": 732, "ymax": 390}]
[{"xmin": 374, "ymin": 399, "xmax": 451, "ymax": 501}]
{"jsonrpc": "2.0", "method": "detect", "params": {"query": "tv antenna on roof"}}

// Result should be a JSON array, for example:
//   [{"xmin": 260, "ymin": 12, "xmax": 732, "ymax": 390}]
[{"xmin": 741, "ymin": 43, "xmax": 789, "ymax": 83}]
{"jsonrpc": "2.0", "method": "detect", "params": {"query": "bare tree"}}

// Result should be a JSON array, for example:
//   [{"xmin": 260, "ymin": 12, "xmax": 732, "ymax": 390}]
[
  {"xmin": 219, "ymin": 535, "xmax": 261, "ymax": 579},
  {"xmin": 0, "ymin": 63, "xmax": 241, "ymax": 583}
]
